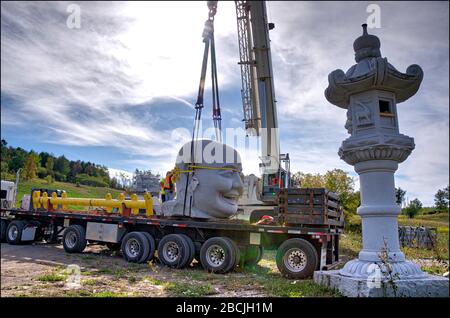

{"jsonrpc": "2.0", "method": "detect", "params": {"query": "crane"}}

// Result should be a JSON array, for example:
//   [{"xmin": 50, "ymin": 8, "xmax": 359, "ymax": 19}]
[
  {"xmin": 194, "ymin": 1, "xmax": 291, "ymax": 204},
  {"xmin": 234, "ymin": 0, "xmax": 290, "ymax": 203}
]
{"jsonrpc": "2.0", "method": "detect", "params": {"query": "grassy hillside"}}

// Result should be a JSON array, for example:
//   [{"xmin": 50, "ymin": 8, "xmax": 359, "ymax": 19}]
[
  {"xmin": 343, "ymin": 212, "xmax": 449, "ymax": 266},
  {"xmin": 15, "ymin": 178, "xmax": 124, "ymax": 210}
]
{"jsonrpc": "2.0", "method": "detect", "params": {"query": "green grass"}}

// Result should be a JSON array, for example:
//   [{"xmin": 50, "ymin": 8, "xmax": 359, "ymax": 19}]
[
  {"xmin": 143, "ymin": 277, "xmax": 164, "ymax": 285},
  {"xmin": 16, "ymin": 178, "xmax": 123, "ymax": 209},
  {"xmin": 81, "ymin": 278, "xmax": 97, "ymax": 286},
  {"xmin": 36, "ymin": 273, "xmax": 66, "ymax": 282},
  {"xmin": 398, "ymin": 213, "xmax": 449, "ymax": 232},
  {"xmin": 93, "ymin": 291, "xmax": 128, "ymax": 297},
  {"xmin": 164, "ymin": 282, "xmax": 216, "ymax": 297}
]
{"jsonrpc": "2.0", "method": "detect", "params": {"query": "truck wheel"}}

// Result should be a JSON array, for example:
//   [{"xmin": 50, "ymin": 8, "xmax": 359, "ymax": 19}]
[
  {"xmin": 121, "ymin": 232, "xmax": 150, "ymax": 263},
  {"xmin": 200, "ymin": 237, "xmax": 238, "ymax": 274},
  {"xmin": 242, "ymin": 245, "xmax": 264, "ymax": 267},
  {"xmin": 158, "ymin": 234, "xmax": 191, "ymax": 268},
  {"xmin": 276, "ymin": 238, "xmax": 318, "ymax": 279},
  {"xmin": 178, "ymin": 234, "xmax": 195, "ymax": 267},
  {"xmin": 223, "ymin": 237, "xmax": 240, "ymax": 272},
  {"xmin": 6, "ymin": 220, "xmax": 25, "ymax": 245},
  {"xmin": 140, "ymin": 232, "xmax": 156, "ymax": 263},
  {"xmin": 1, "ymin": 219, "xmax": 8, "ymax": 242},
  {"xmin": 62, "ymin": 225, "xmax": 87, "ymax": 253}
]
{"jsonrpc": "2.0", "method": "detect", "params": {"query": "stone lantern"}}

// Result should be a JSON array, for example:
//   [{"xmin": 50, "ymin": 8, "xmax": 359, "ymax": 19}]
[{"xmin": 314, "ymin": 24, "xmax": 448, "ymax": 297}]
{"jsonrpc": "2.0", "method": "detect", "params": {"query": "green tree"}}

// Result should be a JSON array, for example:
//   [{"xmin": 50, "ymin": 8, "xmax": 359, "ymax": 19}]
[
  {"xmin": 292, "ymin": 169, "xmax": 359, "ymax": 215},
  {"xmin": 109, "ymin": 177, "xmax": 119, "ymax": 189},
  {"xmin": 8, "ymin": 147, "xmax": 27, "ymax": 172},
  {"xmin": 434, "ymin": 185, "xmax": 449, "ymax": 212},
  {"xmin": 54, "ymin": 155, "xmax": 70, "ymax": 179},
  {"xmin": 45, "ymin": 157, "xmax": 54, "ymax": 175},
  {"xmin": 22, "ymin": 154, "xmax": 37, "ymax": 181},
  {"xmin": 395, "ymin": 187, "xmax": 406, "ymax": 206},
  {"xmin": 403, "ymin": 198, "xmax": 422, "ymax": 218},
  {"xmin": 292, "ymin": 172, "xmax": 324, "ymax": 188},
  {"xmin": 1, "ymin": 139, "xmax": 9, "ymax": 162}
]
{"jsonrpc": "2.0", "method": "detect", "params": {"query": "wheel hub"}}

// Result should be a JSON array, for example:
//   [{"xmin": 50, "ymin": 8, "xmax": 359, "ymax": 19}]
[
  {"xmin": 65, "ymin": 231, "xmax": 78, "ymax": 249},
  {"xmin": 206, "ymin": 244, "xmax": 226, "ymax": 267},
  {"xmin": 163, "ymin": 242, "xmax": 180, "ymax": 262},
  {"xmin": 8, "ymin": 225, "xmax": 18, "ymax": 241},
  {"xmin": 125, "ymin": 238, "xmax": 141, "ymax": 257},
  {"xmin": 284, "ymin": 248, "xmax": 307, "ymax": 272}
]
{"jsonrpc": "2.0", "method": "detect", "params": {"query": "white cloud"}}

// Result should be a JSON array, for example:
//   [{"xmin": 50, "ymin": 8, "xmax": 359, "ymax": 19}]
[{"xmin": 1, "ymin": 1, "xmax": 448, "ymax": 205}]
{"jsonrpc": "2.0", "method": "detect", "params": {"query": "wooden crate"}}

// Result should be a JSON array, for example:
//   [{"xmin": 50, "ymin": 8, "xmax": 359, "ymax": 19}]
[{"xmin": 277, "ymin": 188, "xmax": 344, "ymax": 228}]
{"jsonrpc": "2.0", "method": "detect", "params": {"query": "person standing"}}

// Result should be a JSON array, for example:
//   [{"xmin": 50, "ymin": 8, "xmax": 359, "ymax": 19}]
[
  {"xmin": 159, "ymin": 178, "xmax": 166, "ymax": 202},
  {"xmin": 164, "ymin": 171, "xmax": 175, "ymax": 201}
]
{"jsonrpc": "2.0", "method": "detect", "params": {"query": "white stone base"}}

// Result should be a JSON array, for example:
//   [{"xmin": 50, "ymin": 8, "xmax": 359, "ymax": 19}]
[{"xmin": 314, "ymin": 270, "xmax": 449, "ymax": 297}]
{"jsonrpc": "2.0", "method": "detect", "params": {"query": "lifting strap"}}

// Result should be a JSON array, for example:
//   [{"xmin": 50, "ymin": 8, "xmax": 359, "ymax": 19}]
[{"xmin": 184, "ymin": 1, "xmax": 221, "ymax": 216}]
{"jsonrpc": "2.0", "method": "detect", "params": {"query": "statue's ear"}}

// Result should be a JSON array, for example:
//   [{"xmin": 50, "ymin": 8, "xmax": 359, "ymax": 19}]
[{"xmin": 188, "ymin": 176, "xmax": 199, "ymax": 193}]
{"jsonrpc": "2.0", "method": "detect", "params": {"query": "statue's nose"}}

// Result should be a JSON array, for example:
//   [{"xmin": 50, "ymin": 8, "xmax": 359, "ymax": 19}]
[{"xmin": 232, "ymin": 173, "xmax": 244, "ymax": 195}]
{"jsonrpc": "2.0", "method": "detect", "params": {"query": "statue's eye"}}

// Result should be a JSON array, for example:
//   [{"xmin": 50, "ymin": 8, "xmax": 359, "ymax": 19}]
[{"xmin": 219, "ymin": 170, "xmax": 234, "ymax": 177}]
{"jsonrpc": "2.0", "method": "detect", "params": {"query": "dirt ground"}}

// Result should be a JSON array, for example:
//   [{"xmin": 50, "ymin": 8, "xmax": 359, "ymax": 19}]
[
  {"xmin": 1, "ymin": 241, "xmax": 342, "ymax": 297},
  {"xmin": 1, "ymin": 243, "xmax": 288, "ymax": 297}
]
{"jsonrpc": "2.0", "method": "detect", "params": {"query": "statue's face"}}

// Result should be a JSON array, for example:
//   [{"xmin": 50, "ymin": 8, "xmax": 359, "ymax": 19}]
[{"xmin": 192, "ymin": 163, "xmax": 244, "ymax": 218}]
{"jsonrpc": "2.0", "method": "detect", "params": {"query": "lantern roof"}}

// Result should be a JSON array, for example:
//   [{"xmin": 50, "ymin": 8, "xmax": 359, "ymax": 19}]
[{"xmin": 325, "ymin": 24, "xmax": 423, "ymax": 108}]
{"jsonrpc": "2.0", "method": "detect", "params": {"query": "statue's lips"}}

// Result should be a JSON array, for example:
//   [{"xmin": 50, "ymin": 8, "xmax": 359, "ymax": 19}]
[{"xmin": 220, "ymin": 193, "xmax": 239, "ymax": 206}]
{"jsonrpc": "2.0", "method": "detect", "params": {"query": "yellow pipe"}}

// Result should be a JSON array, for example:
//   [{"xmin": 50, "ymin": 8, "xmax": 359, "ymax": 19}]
[{"xmin": 34, "ymin": 191, "xmax": 153, "ymax": 216}]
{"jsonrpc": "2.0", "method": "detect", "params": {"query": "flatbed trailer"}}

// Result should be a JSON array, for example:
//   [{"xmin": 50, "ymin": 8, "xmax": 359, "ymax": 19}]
[{"xmin": 0, "ymin": 205, "xmax": 342, "ymax": 279}]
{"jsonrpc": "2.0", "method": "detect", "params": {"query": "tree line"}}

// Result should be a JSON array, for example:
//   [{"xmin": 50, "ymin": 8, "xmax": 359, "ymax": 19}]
[
  {"xmin": 1, "ymin": 139, "xmax": 121, "ymax": 189},
  {"xmin": 292, "ymin": 169, "xmax": 449, "ymax": 220}
]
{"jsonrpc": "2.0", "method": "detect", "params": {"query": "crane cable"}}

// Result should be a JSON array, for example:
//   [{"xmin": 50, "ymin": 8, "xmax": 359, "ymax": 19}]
[{"xmin": 184, "ymin": 1, "xmax": 221, "ymax": 216}]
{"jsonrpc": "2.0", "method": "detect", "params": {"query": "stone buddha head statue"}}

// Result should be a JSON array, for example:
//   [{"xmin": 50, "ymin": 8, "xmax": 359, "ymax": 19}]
[{"xmin": 162, "ymin": 139, "xmax": 244, "ymax": 219}]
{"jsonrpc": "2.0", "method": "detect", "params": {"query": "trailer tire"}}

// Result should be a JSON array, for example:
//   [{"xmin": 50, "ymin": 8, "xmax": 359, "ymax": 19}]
[
  {"xmin": 276, "ymin": 238, "xmax": 318, "ymax": 279},
  {"xmin": 1, "ymin": 219, "xmax": 8, "ymax": 242},
  {"xmin": 157, "ymin": 234, "xmax": 191, "ymax": 268},
  {"xmin": 6, "ymin": 220, "xmax": 25, "ymax": 245},
  {"xmin": 121, "ymin": 232, "xmax": 150, "ymax": 263},
  {"xmin": 200, "ymin": 237, "xmax": 238, "ymax": 274},
  {"xmin": 223, "ymin": 237, "xmax": 240, "ymax": 272},
  {"xmin": 178, "ymin": 234, "xmax": 195, "ymax": 267},
  {"xmin": 63, "ymin": 225, "xmax": 87, "ymax": 253},
  {"xmin": 140, "ymin": 232, "xmax": 156, "ymax": 263},
  {"xmin": 242, "ymin": 245, "xmax": 264, "ymax": 267}
]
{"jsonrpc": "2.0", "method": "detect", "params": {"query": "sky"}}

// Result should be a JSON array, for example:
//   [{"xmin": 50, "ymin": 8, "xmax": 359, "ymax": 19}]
[{"xmin": 1, "ymin": 1, "xmax": 448, "ymax": 205}]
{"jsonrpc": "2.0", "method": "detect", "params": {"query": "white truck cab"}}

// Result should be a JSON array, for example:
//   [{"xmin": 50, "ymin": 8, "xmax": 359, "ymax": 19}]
[{"xmin": 1, "ymin": 180, "xmax": 16, "ymax": 209}]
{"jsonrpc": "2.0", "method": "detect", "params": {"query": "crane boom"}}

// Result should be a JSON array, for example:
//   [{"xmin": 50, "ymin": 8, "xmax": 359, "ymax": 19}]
[
  {"xmin": 235, "ymin": 1, "xmax": 288, "ymax": 202},
  {"xmin": 235, "ymin": 1, "xmax": 279, "ymax": 172}
]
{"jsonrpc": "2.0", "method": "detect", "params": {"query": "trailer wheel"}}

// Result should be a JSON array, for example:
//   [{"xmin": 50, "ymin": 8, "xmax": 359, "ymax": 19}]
[
  {"xmin": 62, "ymin": 225, "xmax": 87, "ymax": 253},
  {"xmin": 1, "ymin": 219, "xmax": 8, "ymax": 242},
  {"xmin": 157, "ymin": 234, "xmax": 191, "ymax": 268},
  {"xmin": 121, "ymin": 232, "xmax": 150, "ymax": 263},
  {"xmin": 242, "ymin": 245, "xmax": 264, "ymax": 267},
  {"xmin": 200, "ymin": 237, "xmax": 239, "ymax": 274},
  {"xmin": 6, "ymin": 220, "xmax": 25, "ymax": 245},
  {"xmin": 140, "ymin": 232, "xmax": 156, "ymax": 263},
  {"xmin": 276, "ymin": 238, "xmax": 318, "ymax": 279},
  {"xmin": 223, "ymin": 237, "xmax": 240, "ymax": 272},
  {"xmin": 178, "ymin": 234, "xmax": 195, "ymax": 267}
]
